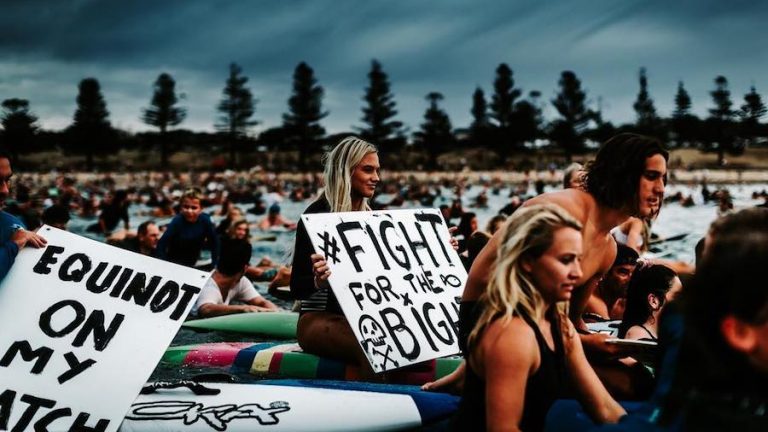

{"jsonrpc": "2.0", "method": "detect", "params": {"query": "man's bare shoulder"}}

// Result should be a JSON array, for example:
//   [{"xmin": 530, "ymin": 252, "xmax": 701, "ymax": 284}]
[{"xmin": 523, "ymin": 189, "xmax": 595, "ymax": 222}]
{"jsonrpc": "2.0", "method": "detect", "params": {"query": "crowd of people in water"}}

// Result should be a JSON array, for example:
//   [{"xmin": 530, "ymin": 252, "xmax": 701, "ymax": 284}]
[{"xmin": 1, "ymin": 132, "xmax": 767, "ymax": 431}]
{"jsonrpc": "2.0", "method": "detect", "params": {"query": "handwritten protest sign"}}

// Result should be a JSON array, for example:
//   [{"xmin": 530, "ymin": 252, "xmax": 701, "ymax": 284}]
[
  {"xmin": 302, "ymin": 209, "xmax": 467, "ymax": 372},
  {"xmin": 0, "ymin": 226, "xmax": 208, "ymax": 432}
]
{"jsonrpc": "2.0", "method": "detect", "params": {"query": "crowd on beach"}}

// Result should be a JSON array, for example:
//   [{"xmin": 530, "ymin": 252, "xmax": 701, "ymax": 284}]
[{"xmin": 1, "ymin": 131, "xmax": 767, "ymax": 431}]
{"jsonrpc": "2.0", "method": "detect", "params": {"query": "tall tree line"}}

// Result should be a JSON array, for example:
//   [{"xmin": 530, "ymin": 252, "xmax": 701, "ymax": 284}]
[{"xmin": 2, "ymin": 64, "xmax": 768, "ymax": 169}]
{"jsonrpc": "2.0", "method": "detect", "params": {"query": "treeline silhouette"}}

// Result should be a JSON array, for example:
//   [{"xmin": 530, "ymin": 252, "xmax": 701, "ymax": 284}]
[{"xmin": 1, "ymin": 61, "xmax": 766, "ymax": 171}]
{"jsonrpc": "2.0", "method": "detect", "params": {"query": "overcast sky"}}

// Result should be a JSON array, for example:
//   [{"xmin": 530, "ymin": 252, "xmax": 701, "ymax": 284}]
[{"xmin": 1, "ymin": 0, "xmax": 767, "ymax": 136}]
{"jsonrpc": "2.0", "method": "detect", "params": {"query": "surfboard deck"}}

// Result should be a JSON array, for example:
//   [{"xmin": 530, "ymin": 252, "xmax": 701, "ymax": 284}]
[
  {"xmin": 161, "ymin": 342, "xmax": 462, "ymax": 385},
  {"xmin": 182, "ymin": 312, "xmax": 298, "ymax": 338},
  {"xmin": 120, "ymin": 380, "xmax": 457, "ymax": 431}
]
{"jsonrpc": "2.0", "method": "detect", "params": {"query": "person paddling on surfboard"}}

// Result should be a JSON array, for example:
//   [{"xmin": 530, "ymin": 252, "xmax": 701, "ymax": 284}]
[{"xmin": 191, "ymin": 238, "xmax": 279, "ymax": 318}]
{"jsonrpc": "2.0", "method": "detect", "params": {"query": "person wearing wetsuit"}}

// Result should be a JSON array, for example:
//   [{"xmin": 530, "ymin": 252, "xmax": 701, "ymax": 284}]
[{"xmin": 156, "ymin": 188, "xmax": 219, "ymax": 268}]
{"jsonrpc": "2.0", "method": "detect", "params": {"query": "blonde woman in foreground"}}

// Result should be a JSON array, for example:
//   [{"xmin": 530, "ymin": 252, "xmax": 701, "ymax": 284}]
[{"xmin": 452, "ymin": 204, "xmax": 625, "ymax": 431}]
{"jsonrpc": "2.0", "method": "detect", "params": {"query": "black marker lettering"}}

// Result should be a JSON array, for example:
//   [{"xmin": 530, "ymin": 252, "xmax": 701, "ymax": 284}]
[
  {"xmin": 0, "ymin": 341, "xmax": 53, "ymax": 374},
  {"xmin": 32, "ymin": 245, "xmax": 65, "ymax": 275},
  {"xmin": 57, "ymin": 352, "xmax": 97, "ymax": 384},
  {"xmin": 72, "ymin": 310, "xmax": 125, "ymax": 351},
  {"xmin": 58, "ymin": 253, "xmax": 92, "ymax": 283},
  {"xmin": 380, "ymin": 221, "xmax": 410, "ymax": 270},
  {"xmin": 379, "ymin": 307, "xmax": 420, "ymax": 360},
  {"xmin": 336, "ymin": 222, "xmax": 365, "ymax": 272},
  {"xmin": 169, "ymin": 284, "xmax": 201, "ymax": 320},
  {"xmin": 39, "ymin": 300, "xmax": 85, "ymax": 338},
  {"xmin": 415, "ymin": 212, "xmax": 453, "ymax": 265},
  {"xmin": 398, "ymin": 221, "xmax": 438, "ymax": 267},
  {"xmin": 349, "ymin": 282, "xmax": 366, "ymax": 311},
  {"xmin": 364, "ymin": 223, "xmax": 390, "ymax": 270},
  {"xmin": 85, "ymin": 263, "xmax": 122, "ymax": 294},
  {"xmin": 14, "ymin": 394, "xmax": 55, "ymax": 432}
]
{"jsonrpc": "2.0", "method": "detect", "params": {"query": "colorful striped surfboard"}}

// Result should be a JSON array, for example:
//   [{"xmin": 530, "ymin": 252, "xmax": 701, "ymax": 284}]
[{"xmin": 162, "ymin": 342, "xmax": 462, "ymax": 385}]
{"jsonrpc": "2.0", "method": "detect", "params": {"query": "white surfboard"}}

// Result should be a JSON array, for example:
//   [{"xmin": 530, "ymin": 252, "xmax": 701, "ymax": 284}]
[{"xmin": 119, "ymin": 381, "xmax": 454, "ymax": 431}]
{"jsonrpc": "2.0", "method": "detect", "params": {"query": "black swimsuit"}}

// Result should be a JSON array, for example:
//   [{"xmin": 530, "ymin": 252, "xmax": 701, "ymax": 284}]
[
  {"xmin": 638, "ymin": 324, "xmax": 658, "ymax": 341},
  {"xmin": 453, "ymin": 311, "xmax": 567, "ymax": 432}
]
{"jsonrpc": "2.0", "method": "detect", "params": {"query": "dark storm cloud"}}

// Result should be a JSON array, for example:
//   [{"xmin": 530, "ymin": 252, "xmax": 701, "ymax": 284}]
[{"xmin": 1, "ymin": 0, "xmax": 768, "ymax": 133}]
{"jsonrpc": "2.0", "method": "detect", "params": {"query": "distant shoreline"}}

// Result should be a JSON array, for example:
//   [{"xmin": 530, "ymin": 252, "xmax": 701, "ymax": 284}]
[{"xmin": 23, "ymin": 168, "xmax": 768, "ymax": 189}]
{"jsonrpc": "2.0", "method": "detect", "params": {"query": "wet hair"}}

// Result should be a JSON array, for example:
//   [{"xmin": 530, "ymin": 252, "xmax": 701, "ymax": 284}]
[
  {"xmin": 485, "ymin": 214, "xmax": 507, "ymax": 235},
  {"xmin": 583, "ymin": 133, "xmax": 668, "ymax": 218},
  {"xmin": 217, "ymin": 238, "xmax": 252, "ymax": 276},
  {"xmin": 137, "ymin": 220, "xmax": 156, "ymax": 237},
  {"xmin": 467, "ymin": 204, "xmax": 582, "ymax": 358},
  {"xmin": 114, "ymin": 189, "xmax": 128, "ymax": 204},
  {"xmin": 322, "ymin": 136, "xmax": 378, "ymax": 213},
  {"xmin": 0, "ymin": 148, "xmax": 13, "ymax": 165},
  {"xmin": 182, "ymin": 188, "xmax": 204, "ymax": 203},
  {"xmin": 562, "ymin": 162, "xmax": 584, "ymax": 189},
  {"xmin": 42, "ymin": 205, "xmax": 70, "ymax": 226},
  {"xmin": 614, "ymin": 243, "xmax": 640, "ymax": 267},
  {"xmin": 226, "ymin": 219, "xmax": 250, "ymax": 240},
  {"xmin": 617, "ymin": 263, "xmax": 677, "ymax": 338},
  {"xmin": 466, "ymin": 231, "xmax": 491, "ymax": 269},
  {"xmin": 690, "ymin": 207, "xmax": 768, "ymax": 341},
  {"xmin": 457, "ymin": 212, "xmax": 477, "ymax": 239}
]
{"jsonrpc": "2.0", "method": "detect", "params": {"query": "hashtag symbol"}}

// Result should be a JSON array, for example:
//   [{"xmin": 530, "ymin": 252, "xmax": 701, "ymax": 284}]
[{"xmin": 318, "ymin": 231, "xmax": 341, "ymax": 264}]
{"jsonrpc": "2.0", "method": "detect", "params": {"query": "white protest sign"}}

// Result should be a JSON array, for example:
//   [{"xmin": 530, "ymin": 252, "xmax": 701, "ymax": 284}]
[
  {"xmin": 0, "ymin": 226, "xmax": 208, "ymax": 432},
  {"xmin": 302, "ymin": 208, "xmax": 467, "ymax": 372}
]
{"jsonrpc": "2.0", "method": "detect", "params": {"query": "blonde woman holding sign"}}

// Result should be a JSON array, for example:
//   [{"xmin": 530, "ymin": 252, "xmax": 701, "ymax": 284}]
[
  {"xmin": 453, "ymin": 204, "xmax": 625, "ymax": 431},
  {"xmin": 289, "ymin": 136, "xmax": 459, "ymax": 377},
  {"xmin": 289, "ymin": 136, "xmax": 384, "ymax": 376}
]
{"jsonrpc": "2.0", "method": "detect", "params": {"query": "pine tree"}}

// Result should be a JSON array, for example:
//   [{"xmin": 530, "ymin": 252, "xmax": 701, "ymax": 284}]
[
  {"xmin": 673, "ymin": 81, "xmax": 692, "ymax": 118},
  {"xmin": 357, "ymin": 60, "xmax": 404, "ymax": 150},
  {"xmin": 69, "ymin": 77, "xmax": 114, "ymax": 170},
  {"xmin": 671, "ymin": 81, "xmax": 697, "ymax": 148},
  {"xmin": 489, "ymin": 63, "xmax": 522, "ymax": 154},
  {"xmin": 513, "ymin": 90, "xmax": 543, "ymax": 146},
  {"xmin": 709, "ymin": 76, "xmax": 735, "ymax": 121},
  {"xmin": 633, "ymin": 68, "xmax": 659, "ymax": 133},
  {"xmin": 216, "ymin": 63, "xmax": 258, "ymax": 166},
  {"xmin": 0, "ymin": 98, "xmax": 38, "ymax": 163},
  {"xmin": 142, "ymin": 73, "xmax": 186, "ymax": 168},
  {"xmin": 283, "ymin": 62, "xmax": 328, "ymax": 168},
  {"xmin": 551, "ymin": 71, "xmax": 590, "ymax": 157},
  {"xmin": 739, "ymin": 85, "xmax": 766, "ymax": 146},
  {"xmin": 707, "ymin": 76, "xmax": 739, "ymax": 165},
  {"xmin": 414, "ymin": 92, "xmax": 454, "ymax": 168},
  {"xmin": 469, "ymin": 87, "xmax": 490, "ymax": 146}
]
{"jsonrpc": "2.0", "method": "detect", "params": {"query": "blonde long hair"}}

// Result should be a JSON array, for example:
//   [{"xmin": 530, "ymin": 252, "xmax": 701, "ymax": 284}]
[
  {"xmin": 322, "ymin": 136, "xmax": 378, "ymax": 213},
  {"xmin": 467, "ymin": 204, "xmax": 582, "ymax": 356}
]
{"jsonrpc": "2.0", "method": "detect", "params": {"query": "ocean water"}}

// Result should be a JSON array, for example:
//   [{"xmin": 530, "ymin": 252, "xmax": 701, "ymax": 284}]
[{"xmin": 65, "ymin": 182, "xmax": 767, "ymax": 381}]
